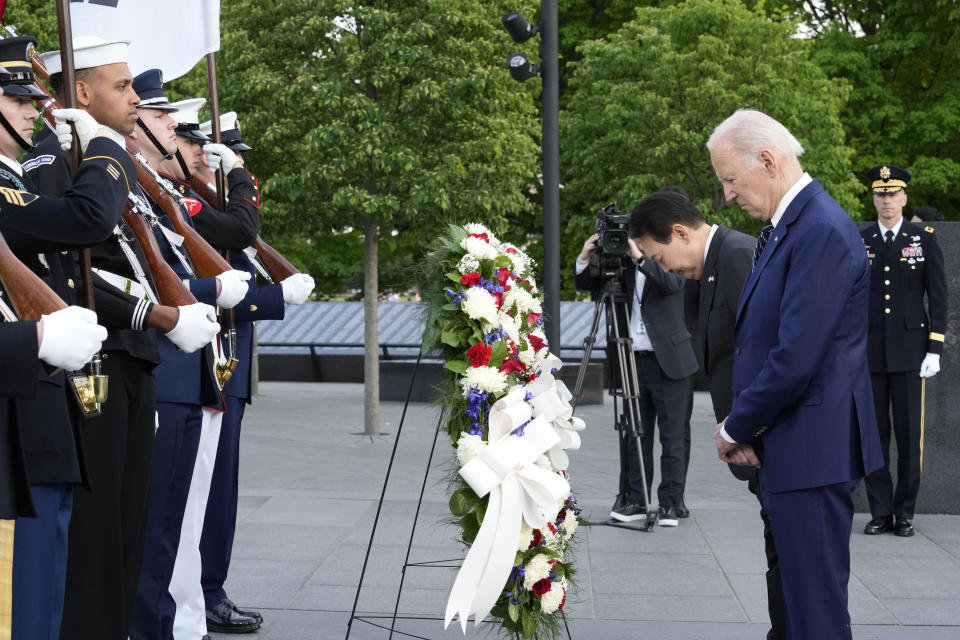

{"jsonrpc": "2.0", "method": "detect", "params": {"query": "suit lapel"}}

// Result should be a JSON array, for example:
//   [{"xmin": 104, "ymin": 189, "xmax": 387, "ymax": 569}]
[
  {"xmin": 699, "ymin": 227, "xmax": 724, "ymax": 355},
  {"xmin": 736, "ymin": 180, "xmax": 824, "ymax": 323}
]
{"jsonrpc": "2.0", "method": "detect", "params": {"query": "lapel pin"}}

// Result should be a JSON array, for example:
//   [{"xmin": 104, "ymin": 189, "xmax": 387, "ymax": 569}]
[{"xmin": 708, "ymin": 276, "xmax": 715, "ymax": 282}]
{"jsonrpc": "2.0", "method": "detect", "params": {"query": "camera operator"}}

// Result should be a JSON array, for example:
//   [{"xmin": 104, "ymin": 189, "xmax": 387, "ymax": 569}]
[{"xmin": 573, "ymin": 204, "xmax": 698, "ymax": 526}]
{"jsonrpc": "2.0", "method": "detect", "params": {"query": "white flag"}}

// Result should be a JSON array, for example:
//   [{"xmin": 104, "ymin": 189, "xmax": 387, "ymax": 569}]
[{"xmin": 70, "ymin": 0, "xmax": 220, "ymax": 80}]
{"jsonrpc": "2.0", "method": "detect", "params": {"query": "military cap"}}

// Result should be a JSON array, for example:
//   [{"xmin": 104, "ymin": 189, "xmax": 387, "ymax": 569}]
[
  {"xmin": 912, "ymin": 206, "xmax": 944, "ymax": 222},
  {"xmin": 199, "ymin": 111, "xmax": 252, "ymax": 152},
  {"xmin": 0, "ymin": 36, "xmax": 46, "ymax": 99},
  {"xmin": 132, "ymin": 68, "xmax": 178, "ymax": 112},
  {"xmin": 170, "ymin": 98, "xmax": 211, "ymax": 142},
  {"xmin": 867, "ymin": 165, "xmax": 911, "ymax": 194},
  {"xmin": 40, "ymin": 35, "xmax": 129, "ymax": 75}
]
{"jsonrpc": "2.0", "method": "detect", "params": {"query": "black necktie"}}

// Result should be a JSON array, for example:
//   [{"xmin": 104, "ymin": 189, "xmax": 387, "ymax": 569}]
[
  {"xmin": 884, "ymin": 229, "xmax": 894, "ymax": 250},
  {"xmin": 753, "ymin": 222, "xmax": 774, "ymax": 267}
]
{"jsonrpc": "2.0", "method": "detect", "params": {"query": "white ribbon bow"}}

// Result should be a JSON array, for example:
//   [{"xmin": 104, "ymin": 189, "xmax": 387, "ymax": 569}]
[
  {"xmin": 444, "ymin": 388, "xmax": 570, "ymax": 632},
  {"xmin": 525, "ymin": 355, "xmax": 586, "ymax": 471}
]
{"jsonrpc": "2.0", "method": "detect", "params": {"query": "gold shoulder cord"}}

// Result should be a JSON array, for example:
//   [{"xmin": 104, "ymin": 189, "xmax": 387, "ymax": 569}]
[{"xmin": 0, "ymin": 519, "xmax": 13, "ymax": 640}]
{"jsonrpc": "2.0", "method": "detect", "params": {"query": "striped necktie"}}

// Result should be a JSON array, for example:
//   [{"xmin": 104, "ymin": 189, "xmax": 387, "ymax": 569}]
[{"xmin": 753, "ymin": 222, "xmax": 774, "ymax": 267}]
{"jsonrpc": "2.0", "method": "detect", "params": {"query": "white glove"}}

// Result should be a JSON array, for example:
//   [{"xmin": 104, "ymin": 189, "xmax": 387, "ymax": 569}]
[
  {"xmin": 215, "ymin": 269, "xmax": 251, "ymax": 309},
  {"xmin": 919, "ymin": 353, "xmax": 941, "ymax": 378},
  {"xmin": 52, "ymin": 108, "xmax": 101, "ymax": 153},
  {"xmin": 203, "ymin": 143, "xmax": 239, "ymax": 174},
  {"xmin": 37, "ymin": 306, "xmax": 107, "ymax": 371},
  {"xmin": 281, "ymin": 273, "xmax": 315, "ymax": 305},
  {"xmin": 164, "ymin": 303, "xmax": 220, "ymax": 353}
]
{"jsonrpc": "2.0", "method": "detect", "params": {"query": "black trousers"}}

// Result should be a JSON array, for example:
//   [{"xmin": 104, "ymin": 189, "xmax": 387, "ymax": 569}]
[
  {"xmin": 865, "ymin": 371, "xmax": 923, "ymax": 519},
  {"xmin": 619, "ymin": 351, "xmax": 692, "ymax": 508},
  {"xmin": 60, "ymin": 353, "xmax": 156, "ymax": 640}
]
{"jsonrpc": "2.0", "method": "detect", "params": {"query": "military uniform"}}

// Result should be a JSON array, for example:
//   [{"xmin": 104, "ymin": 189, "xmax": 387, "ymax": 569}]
[{"xmin": 861, "ymin": 165, "xmax": 947, "ymax": 535}]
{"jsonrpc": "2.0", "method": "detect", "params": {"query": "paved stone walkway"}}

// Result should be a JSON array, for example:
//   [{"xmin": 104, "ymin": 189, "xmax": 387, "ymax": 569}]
[{"xmin": 212, "ymin": 382, "xmax": 960, "ymax": 640}]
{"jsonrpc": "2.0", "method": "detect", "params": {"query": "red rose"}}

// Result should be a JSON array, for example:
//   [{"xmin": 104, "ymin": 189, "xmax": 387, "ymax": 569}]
[
  {"xmin": 496, "ymin": 268, "xmax": 512, "ymax": 287},
  {"xmin": 500, "ymin": 359, "xmax": 526, "ymax": 376},
  {"xmin": 557, "ymin": 509, "xmax": 567, "ymax": 523},
  {"xmin": 506, "ymin": 247, "xmax": 518, "ymax": 254},
  {"xmin": 531, "ymin": 529, "xmax": 542, "ymax": 547},
  {"xmin": 466, "ymin": 343, "xmax": 492, "ymax": 367},
  {"xmin": 526, "ymin": 312, "xmax": 541, "ymax": 327},
  {"xmin": 460, "ymin": 272, "xmax": 482, "ymax": 287},
  {"xmin": 528, "ymin": 334, "xmax": 546, "ymax": 352},
  {"xmin": 469, "ymin": 232, "xmax": 489, "ymax": 242},
  {"xmin": 531, "ymin": 579, "xmax": 552, "ymax": 596}
]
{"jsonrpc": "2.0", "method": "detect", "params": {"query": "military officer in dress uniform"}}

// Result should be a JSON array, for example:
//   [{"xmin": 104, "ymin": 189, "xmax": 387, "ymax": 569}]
[
  {"xmin": 124, "ymin": 69, "xmax": 249, "ymax": 640},
  {"xmin": 861, "ymin": 165, "xmax": 947, "ymax": 537},
  {"xmin": 194, "ymin": 112, "xmax": 313, "ymax": 634},
  {"xmin": 25, "ymin": 39, "xmax": 220, "ymax": 640}
]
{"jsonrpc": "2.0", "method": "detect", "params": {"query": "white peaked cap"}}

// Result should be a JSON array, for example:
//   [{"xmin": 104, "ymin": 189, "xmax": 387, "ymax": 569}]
[
  {"xmin": 199, "ymin": 111, "xmax": 239, "ymax": 136},
  {"xmin": 39, "ymin": 35, "xmax": 130, "ymax": 75},
  {"xmin": 170, "ymin": 98, "xmax": 207, "ymax": 126}
]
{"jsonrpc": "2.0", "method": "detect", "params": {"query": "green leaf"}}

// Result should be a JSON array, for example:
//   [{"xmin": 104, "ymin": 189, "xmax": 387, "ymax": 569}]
[
  {"xmin": 442, "ymin": 303, "xmax": 460, "ymax": 311},
  {"xmin": 461, "ymin": 513, "xmax": 480, "ymax": 544},
  {"xmin": 507, "ymin": 601, "xmax": 519, "ymax": 623},
  {"xmin": 494, "ymin": 255, "xmax": 513, "ymax": 270},
  {"xmin": 520, "ymin": 608, "xmax": 537, "ymax": 638},
  {"xmin": 445, "ymin": 271, "xmax": 462, "ymax": 283},
  {"xmin": 449, "ymin": 488, "xmax": 477, "ymax": 516},
  {"xmin": 475, "ymin": 498, "xmax": 486, "ymax": 525},
  {"xmin": 444, "ymin": 360, "xmax": 468, "ymax": 374},
  {"xmin": 488, "ymin": 340, "xmax": 509, "ymax": 369},
  {"xmin": 440, "ymin": 331, "xmax": 461, "ymax": 347}
]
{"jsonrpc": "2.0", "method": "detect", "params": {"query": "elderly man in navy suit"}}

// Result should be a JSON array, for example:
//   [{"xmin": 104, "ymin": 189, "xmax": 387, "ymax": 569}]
[{"xmin": 707, "ymin": 109, "xmax": 883, "ymax": 640}]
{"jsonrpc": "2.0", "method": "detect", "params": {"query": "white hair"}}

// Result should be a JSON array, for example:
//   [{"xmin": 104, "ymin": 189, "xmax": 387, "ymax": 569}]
[{"xmin": 706, "ymin": 109, "xmax": 804, "ymax": 167}]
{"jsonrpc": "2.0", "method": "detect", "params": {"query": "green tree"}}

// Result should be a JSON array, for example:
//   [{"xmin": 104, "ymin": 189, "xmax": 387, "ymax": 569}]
[{"xmin": 560, "ymin": 0, "xmax": 860, "ymax": 293}]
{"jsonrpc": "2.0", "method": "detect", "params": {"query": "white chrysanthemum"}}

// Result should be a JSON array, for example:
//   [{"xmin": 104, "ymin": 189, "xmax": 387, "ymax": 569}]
[
  {"xmin": 461, "ymin": 288, "xmax": 499, "ymax": 324},
  {"xmin": 517, "ymin": 519, "xmax": 533, "ymax": 551},
  {"xmin": 504, "ymin": 286, "xmax": 541, "ymax": 315},
  {"xmin": 460, "ymin": 366, "xmax": 508, "ymax": 395},
  {"xmin": 522, "ymin": 553, "xmax": 552, "ymax": 591},
  {"xmin": 456, "ymin": 433, "xmax": 487, "ymax": 467},
  {"xmin": 497, "ymin": 311, "xmax": 521, "ymax": 346},
  {"xmin": 456, "ymin": 254, "xmax": 480, "ymax": 275},
  {"xmin": 561, "ymin": 514, "xmax": 578, "ymax": 537},
  {"xmin": 460, "ymin": 235, "xmax": 498, "ymax": 260},
  {"xmin": 464, "ymin": 223, "xmax": 491, "ymax": 237},
  {"xmin": 518, "ymin": 346, "xmax": 536, "ymax": 367},
  {"xmin": 539, "ymin": 578, "xmax": 566, "ymax": 613}
]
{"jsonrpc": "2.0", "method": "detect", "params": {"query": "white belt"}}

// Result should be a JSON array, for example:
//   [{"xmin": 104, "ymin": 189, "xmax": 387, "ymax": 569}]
[{"xmin": 93, "ymin": 268, "xmax": 149, "ymax": 300}]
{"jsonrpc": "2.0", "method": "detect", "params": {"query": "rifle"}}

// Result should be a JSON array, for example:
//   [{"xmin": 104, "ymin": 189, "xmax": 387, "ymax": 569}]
[
  {"xmin": 186, "ymin": 176, "xmax": 301, "ymax": 282},
  {"xmin": 0, "ymin": 231, "xmax": 66, "ymax": 321},
  {"xmin": 123, "ymin": 195, "xmax": 198, "ymax": 307}
]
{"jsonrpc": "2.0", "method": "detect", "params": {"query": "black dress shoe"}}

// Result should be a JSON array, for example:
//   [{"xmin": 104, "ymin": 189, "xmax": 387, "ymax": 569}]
[
  {"xmin": 206, "ymin": 601, "xmax": 261, "ymax": 633},
  {"xmin": 864, "ymin": 516, "xmax": 894, "ymax": 535},
  {"xmin": 675, "ymin": 499, "xmax": 690, "ymax": 519},
  {"xmin": 223, "ymin": 596, "xmax": 263, "ymax": 623},
  {"xmin": 895, "ymin": 518, "xmax": 915, "ymax": 537}
]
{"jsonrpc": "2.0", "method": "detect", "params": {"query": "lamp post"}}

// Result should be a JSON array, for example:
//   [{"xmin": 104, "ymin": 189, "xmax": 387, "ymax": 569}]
[{"xmin": 502, "ymin": 2, "xmax": 561, "ymax": 358}]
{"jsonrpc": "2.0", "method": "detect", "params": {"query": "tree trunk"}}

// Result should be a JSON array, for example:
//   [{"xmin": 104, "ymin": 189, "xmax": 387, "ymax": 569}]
[{"xmin": 363, "ymin": 218, "xmax": 380, "ymax": 437}]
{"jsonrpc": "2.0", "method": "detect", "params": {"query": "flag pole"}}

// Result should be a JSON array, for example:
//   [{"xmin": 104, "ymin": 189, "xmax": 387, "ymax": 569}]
[{"xmin": 205, "ymin": 53, "xmax": 226, "ymax": 210}]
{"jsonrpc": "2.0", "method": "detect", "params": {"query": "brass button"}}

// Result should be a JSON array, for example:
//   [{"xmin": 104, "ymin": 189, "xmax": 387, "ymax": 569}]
[
  {"xmin": 60, "ymin": 251, "xmax": 68, "ymax": 255},
  {"xmin": 250, "ymin": 304, "xmax": 258, "ymax": 312},
  {"xmin": 884, "ymin": 266, "xmax": 890, "ymax": 272},
  {"xmin": 885, "ymin": 308, "xmax": 891, "ymax": 314},
  {"xmin": 885, "ymin": 294, "xmax": 890, "ymax": 300},
  {"xmin": 67, "ymin": 278, "xmax": 75, "ymax": 288},
  {"xmin": 884, "ymin": 280, "xmax": 890, "ymax": 285}
]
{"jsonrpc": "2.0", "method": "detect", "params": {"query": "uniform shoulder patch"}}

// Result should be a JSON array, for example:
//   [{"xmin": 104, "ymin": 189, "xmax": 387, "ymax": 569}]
[
  {"xmin": 925, "ymin": 226, "xmax": 935, "ymax": 234},
  {"xmin": 0, "ymin": 186, "xmax": 37, "ymax": 207},
  {"xmin": 21, "ymin": 154, "xmax": 56, "ymax": 173},
  {"xmin": 183, "ymin": 197, "xmax": 203, "ymax": 217}
]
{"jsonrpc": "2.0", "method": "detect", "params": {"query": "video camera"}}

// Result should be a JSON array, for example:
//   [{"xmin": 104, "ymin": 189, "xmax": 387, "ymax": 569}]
[{"xmin": 590, "ymin": 203, "xmax": 632, "ymax": 280}]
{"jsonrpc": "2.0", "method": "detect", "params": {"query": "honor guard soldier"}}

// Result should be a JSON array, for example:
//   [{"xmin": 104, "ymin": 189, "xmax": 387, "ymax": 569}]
[
  {"xmin": 25, "ymin": 40, "xmax": 220, "ymax": 640},
  {"xmin": 195, "ymin": 112, "xmax": 313, "ymax": 633},
  {"xmin": 861, "ymin": 165, "xmax": 947, "ymax": 537},
  {"xmin": 124, "ymin": 69, "xmax": 249, "ymax": 640},
  {"xmin": 161, "ymin": 98, "xmax": 265, "ymax": 636},
  {"xmin": 0, "ymin": 33, "xmax": 133, "ymax": 640}
]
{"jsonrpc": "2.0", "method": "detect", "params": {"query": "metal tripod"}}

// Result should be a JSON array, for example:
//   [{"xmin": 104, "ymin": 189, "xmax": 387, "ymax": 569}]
[{"xmin": 572, "ymin": 276, "xmax": 658, "ymax": 531}]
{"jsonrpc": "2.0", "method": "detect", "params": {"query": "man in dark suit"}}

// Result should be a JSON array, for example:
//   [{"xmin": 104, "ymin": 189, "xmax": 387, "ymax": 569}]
[
  {"xmin": 707, "ymin": 109, "xmax": 883, "ymax": 640},
  {"xmin": 573, "ymin": 210, "xmax": 698, "ymax": 526},
  {"xmin": 631, "ymin": 190, "xmax": 786, "ymax": 639},
  {"xmin": 861, "ymin": 165, "xmax": 947, "ymax": 537}
]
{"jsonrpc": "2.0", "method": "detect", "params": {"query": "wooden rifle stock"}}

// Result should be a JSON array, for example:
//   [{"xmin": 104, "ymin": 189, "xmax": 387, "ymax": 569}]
[
  {"xmin": 185, "ymin": 176, "xmax": 301, "ymax": 282},
  {"xmin": 0, "ymin": 232, "xmax": 67, "ymax": 321},
  {"xmin": 121, "ymin": 203, "xmax": 198, "ymax": 308}
]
